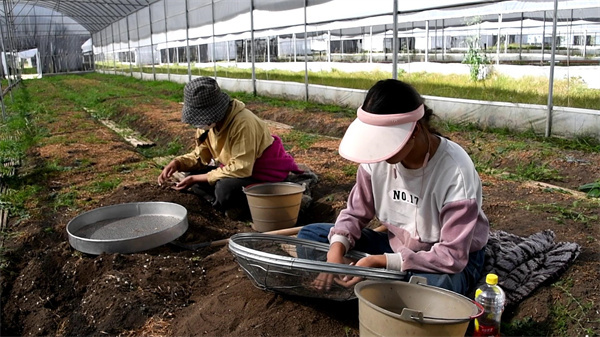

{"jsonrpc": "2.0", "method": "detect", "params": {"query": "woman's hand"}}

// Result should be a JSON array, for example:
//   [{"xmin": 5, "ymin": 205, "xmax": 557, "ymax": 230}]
[
  {"xmin": 334, "ymin": 254, "xmax": 387, "ymax": 288},
  {"xmin": 158, "ymin": 160, "xmax": 180, "ymax": 186},
  {"xmin": 311, "ymin": 242, "xmax": 346, "ymax": 291},
  {"xmin": 172, "ymin": 174, "xmax": 208, "ymax": 190}
]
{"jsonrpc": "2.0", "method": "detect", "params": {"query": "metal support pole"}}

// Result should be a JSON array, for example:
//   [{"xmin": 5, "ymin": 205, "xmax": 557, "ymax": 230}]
[
  {"xmin": 111, "ymin": 23, "xmax": 117, "ymax": 74},
  {"xmin": 545, "ymin": 0, "xmax": 559, "ymax": 138},
  {"xmin": 62, "ymin": 9, "xmax": 67, "ymax": 73},
  {"xmin": 327, "ymin": 30, "xmax": 330, "ymax": 62},
  {"xmin": 567, "ymin": 9, "xmax": 573, "ymax": 67},
  {"xmin": 409, "ymin": 22, "xmax": 413, "ymax": 63},
  {"xmin": 185, "ymin": 0, "xmax": 191, "ymax": 82},
  {"xmin": 0, "ymin": 10, "xmax": 12, "ymax": 91},
  {"xmin": 442, "ymin": 19, "xmax": 446, "ymax": 61},
  {"xmin": 137, "ymin": 11, "xmax": 143, "ymax": 75},
  {"xmin": 293, "ymin": 33, "xmax": 296, "ymax": 62},
  {"xmin": 369, "ymin": 26, "xmax": 373, "ymax": 63},
  {"xmin": 392, "ymin": 0, "xmax": 398, "ymax": 78},
  {"xmin": 163, "ymin": 0, "xmax": 170, "ymax": 81},
  {"xmin": 496, "ymin": 13, "xmax": 502, "ymax": 65},
  {"xmin": 251, "ymin": 0, "xmax": 256, "ymax": 96},
  {"xmin": 434, "ymin": 19, "xmax": 438, "ymax": 60},
  {"xmin": 340, "ymin": 29, "xmax": 343, "ymax": 60},
  {"xmin": 541, "ymin": 11, "xmax": 546, "ymax": 64},
  {"xmin": 100, "ymin": 31, "xmax": 105, "ymax": 71},
  {"xmin": 211, "ymin": 0, "xmax": 217, "ymax": 77},
  {"xmin": 148, "ymin": 3, "xmax": 156, "ymax": 81},
  {"xmin": 425, "ymin": 20, "xmax": 429, "ymax": 63},
  {"xmin": 519, "ymin": 12, "xmax": 523, "ymax": 60},
  {"xmin": 126, "ymin": 18, "xmax": 133, "ymax": 76},
  {"xmin": 583, "ymin": 29, "xmax": 587, "ymax": 58},
  {"xmin": 303, "ymin": 0, "xmax": 308, "ymax": 101},
  {"xmin": 90, "ymin": 35, "xmax": 96, "ymax": 72}
]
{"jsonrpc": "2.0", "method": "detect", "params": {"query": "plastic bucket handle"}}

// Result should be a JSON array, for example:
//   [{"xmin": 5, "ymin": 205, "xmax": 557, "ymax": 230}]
[{"xmin": 396, "ymin": 276, "xmax": 485, "ymax": 324}]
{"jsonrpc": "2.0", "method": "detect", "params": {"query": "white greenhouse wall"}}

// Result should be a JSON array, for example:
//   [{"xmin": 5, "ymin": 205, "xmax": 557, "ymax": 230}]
[{"xmin": 104, "ymin": 69, "xmax": 600, "ymax": 140}]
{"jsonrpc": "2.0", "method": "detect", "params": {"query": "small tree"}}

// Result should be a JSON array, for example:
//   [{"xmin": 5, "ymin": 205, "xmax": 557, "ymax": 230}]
[{"xmin": 462, "ymin": 16, "xmax": 491, "ymax": 81}]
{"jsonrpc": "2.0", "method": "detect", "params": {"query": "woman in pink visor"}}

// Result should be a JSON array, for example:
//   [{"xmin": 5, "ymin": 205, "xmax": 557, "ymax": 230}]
[{"xmin": 297, "ymin": 79, "xmax": 489, "ymax": 295}]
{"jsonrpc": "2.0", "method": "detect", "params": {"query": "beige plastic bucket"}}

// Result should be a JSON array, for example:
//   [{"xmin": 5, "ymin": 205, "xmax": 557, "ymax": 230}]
[
  {"xmin": 243, "ymin": 182, "xmax": 305, "ymax": 232},
  {"xmin": 354, "ymin": 277, "xmax": 484, "ymax": 337}
]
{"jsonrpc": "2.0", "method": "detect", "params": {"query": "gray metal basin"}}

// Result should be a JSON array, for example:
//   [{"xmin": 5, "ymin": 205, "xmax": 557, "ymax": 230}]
[{"xmin": 66, "ymin": 202, "xmax": 188, "ymax": 255}]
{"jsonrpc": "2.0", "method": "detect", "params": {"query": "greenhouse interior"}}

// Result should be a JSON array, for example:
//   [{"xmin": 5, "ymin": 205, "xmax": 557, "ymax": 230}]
[
  {"xmin": 1, "ymin": 2, "xmax": 600, "ymax": 337},
  {"xmin": 1, "ymin": 0, "xmax": 599, "ymax": 139}
]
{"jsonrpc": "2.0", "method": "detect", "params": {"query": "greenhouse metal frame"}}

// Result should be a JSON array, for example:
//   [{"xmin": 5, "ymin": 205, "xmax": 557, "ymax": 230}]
[{"xmin": 1, "ymin": 0, "xmax": 599, "ymax": 138}]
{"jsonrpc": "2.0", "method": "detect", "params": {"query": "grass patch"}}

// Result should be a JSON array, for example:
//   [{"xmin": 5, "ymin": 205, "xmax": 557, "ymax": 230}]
[
  {"xmin": 233, "ymin": 90, "xmax": 355, "ymax": 117},
  {"xmin": 280, "ymin": 130, "xmax": 321, "ymax": 150},
  {"xmin": 86, "ymin": 177, "xmax": 122, "ymax": 194},
  {"xmin": 579, "ymin": 180, "xmax": 600, "ymax": 198},
  {"xmin": 342, "ymin": 164, "xmax": 358, "ymax": 177},
  {"xmin": 513, "ymin": 162, "xmax": 563, "ymax": 182},
  {"xmin": 528, "ymin": 202, "xmax": 598, "ymax": 226},
  {"xmin": 50, "ymin": 190, "xmax": 79, "ymax": 210},
  {"xmin": 0, "ymin": 184, "xmax": 40, "ymax": 220},
  {"xmin": 102, "ymin": 64, "xmax": 600, "ymax": 110},
  {"xmin": 550, "ymin": 279, "xmax": 599, "ymax": 336},
  {"xmin": 139, "ymin": 138, "xmax": 186, "ymax": 158}
]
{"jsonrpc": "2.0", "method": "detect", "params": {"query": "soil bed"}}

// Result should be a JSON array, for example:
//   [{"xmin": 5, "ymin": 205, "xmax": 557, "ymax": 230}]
[{"xmin": 1, "ymin": 76, "xmax": 599, "ymax": 336}]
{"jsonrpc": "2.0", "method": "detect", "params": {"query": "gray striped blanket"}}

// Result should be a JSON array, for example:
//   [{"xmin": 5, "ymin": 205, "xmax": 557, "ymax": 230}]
[{"xmin": 476, "ymin": 230, "xmax": 581, "ymax": 306}]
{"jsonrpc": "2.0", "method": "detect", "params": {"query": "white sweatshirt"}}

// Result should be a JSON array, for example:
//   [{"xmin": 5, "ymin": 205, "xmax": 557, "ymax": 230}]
[{"xmin": 329, "ymin": 137, "xmax": 489, "ymax": 273}]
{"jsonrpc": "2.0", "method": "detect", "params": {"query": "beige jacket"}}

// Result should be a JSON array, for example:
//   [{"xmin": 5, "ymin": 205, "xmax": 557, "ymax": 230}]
[{"xmin": 175, "ymin": 99, "xmax": 274, "ymax": 185}]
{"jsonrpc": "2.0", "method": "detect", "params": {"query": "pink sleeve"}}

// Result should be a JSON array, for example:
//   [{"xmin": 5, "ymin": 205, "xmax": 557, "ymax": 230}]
[
  {"xmin": 328, "ymin": 165, "xmax": 376, "ymax": 249},
  {"xmin": 397, "ymin": 199, "xmax": 485, "ymax": 273}
]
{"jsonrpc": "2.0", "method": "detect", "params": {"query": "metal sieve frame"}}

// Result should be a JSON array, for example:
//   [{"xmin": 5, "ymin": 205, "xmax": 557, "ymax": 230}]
[
  {"xmin": 228, "ymin": 233, "xmax": 406, "ymax": 300},
  {"xmin": 67, "ymin": 202, "xmax": 188, "ymax": 255}
]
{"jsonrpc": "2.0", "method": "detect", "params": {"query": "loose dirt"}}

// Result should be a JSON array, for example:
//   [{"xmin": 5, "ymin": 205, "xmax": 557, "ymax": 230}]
[{"xmin": 1, "ymin": 76, "xmax": 599, "ymax": 336}]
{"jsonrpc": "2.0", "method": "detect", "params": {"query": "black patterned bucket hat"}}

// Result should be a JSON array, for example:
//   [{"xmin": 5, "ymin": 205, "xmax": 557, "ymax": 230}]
[{"xmin": 181, "ymin": 77, "xmax": 230, "ymax": 127}]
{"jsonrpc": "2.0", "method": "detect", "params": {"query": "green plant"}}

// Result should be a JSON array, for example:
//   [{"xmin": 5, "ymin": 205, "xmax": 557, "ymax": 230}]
[
  {"xmin": 578, "ymin": 180, "xmax": 600, "ymax": 198},
  {"xmin": 550, "ymin": 279, "xmax": 600, "ymax": 336},
  {"xmin": 463, "ymin": 46, "xmax": 491, "ymax": 81},
  {"xmin": 461, "ymin": 16, "xmax": 491, "ymax": 81},
  {"xmin": 502, "ymin": 317, "xmax": 551, "ymax": 336},
  {"xmin": 108, "ymin": 63, "xmax": 600, "ymax": 110},
  {"xmin": 513, "ymin": 162, "xmax": 563, "ymax": 182},
  {"xmin": 280, "ymin": 130, "xmax": 320, "ymax": 150},
  {"xmin": 139, "ymin": 138, "xmax": 185, "ymax": 158},
  {"xmin": 342, "ymin": 164, "xmax": 358, "ymax": 177},
  {"xmin": 50, "ymin": 191, "xmax": 78, "ymax": 210},
  {"xmin": 531, "ymin": 202, "xmax": 598, "ymax": 226},
  {"xmin": 87, "ymin": 177, "xmax": 122, "ymax": 194},
  {"xmin": 0, "ymin": 184, "xmax": 41, "ymax": 220}
]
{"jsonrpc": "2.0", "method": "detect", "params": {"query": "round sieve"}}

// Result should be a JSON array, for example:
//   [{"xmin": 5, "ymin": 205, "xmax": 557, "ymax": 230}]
[
  {"xmin": 228, "ymin": 233, "xmax": 406, "ymax": 301},
  {"xmin": 67, "ymin": 201, "xmax": 188, "ymax": 255}
]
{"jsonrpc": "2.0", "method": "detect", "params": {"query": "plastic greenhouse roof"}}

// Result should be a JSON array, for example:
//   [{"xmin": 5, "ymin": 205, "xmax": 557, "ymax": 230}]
[
  {"xmin": 9, "ymin": 0, "xmax": 163, "ymax": 34},
  {"xmin": 3, "ymin": 0, "xmax": 598, "ymax": 38},
  {"xmin": 5, "ymin": 0, "xmax": 533, "ymax": 35}
]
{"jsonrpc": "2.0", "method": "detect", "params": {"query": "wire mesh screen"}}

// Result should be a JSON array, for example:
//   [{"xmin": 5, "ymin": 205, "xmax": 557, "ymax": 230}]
[{"xmin": 228, "ymin": 233, "xmax": 406, "ymax": 301}]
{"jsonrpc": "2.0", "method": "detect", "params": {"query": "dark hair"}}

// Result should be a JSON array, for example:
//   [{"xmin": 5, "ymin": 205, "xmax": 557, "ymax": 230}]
[{"xmin": 362, "ymin": 79, "xmax": 443, "ymax": 137}]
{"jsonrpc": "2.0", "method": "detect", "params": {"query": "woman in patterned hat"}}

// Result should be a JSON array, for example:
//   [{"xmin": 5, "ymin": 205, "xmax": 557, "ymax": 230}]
[
  {"xmin": 298, "ymin": 79, "xmax": 489, "ymax": 295},
  {"xmin": 158, "ymin": 77, "xmax": 302, "ymax": 220}
]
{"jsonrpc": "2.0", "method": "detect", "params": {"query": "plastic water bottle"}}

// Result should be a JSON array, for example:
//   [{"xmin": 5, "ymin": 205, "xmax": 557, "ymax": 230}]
[{"xmin": 473, "ymin": 273, "xmax": 506, "ymax": 337}]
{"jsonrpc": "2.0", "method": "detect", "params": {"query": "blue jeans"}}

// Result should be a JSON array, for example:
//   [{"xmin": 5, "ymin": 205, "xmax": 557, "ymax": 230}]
[{"xmin": 297, "ymin": 223, "xmax": 486, "ymax": 296}]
